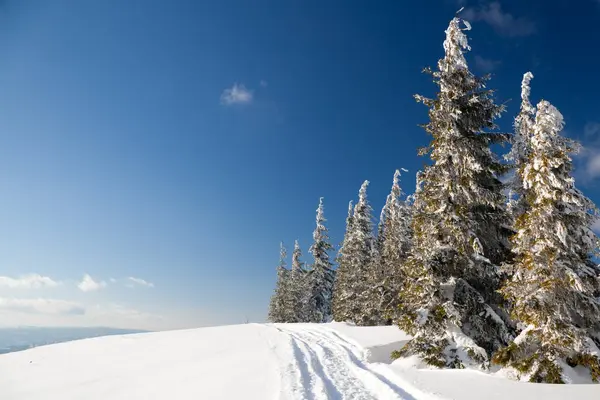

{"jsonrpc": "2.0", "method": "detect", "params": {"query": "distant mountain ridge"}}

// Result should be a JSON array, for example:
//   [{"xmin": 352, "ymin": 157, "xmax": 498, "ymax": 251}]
[{"xmin": 0, "ymin": 326, "xmax": 148, "ymax": 354}]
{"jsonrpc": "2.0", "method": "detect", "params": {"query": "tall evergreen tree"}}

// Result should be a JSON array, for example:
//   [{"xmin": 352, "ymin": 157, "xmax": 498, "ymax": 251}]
[
  {"xmin": 395, "ymin": 17, "xmax": 512, "ymax": 368},
  {"xmin": 267, "ymin": 242, "xmax": 289, "ymax": 323},
  {"xmin": 375, "ymin": 170, "xmax": 413, "ymax": 323},
  {"xmin": 332, "ymin": 201, "xmax": 355, "ymax": 321},
  {"xmin": 345, "ymin": 181, "xmax": 377, "ymax": 325},
  {"xmin": 287, "ymin": 240, "xmax": 307, "ymax": 322},
  {"xmin": 304, "ymin": 198, "xmax": 336, "ymax": 323},
  {"xmin": 494, "ymin": 100, "xmax": 600, "ymax": 383}
]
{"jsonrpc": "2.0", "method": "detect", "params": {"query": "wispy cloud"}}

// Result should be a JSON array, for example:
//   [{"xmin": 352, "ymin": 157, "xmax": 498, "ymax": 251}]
[
  {"xmin": 77, "ymin": 274, "xmax": 107, "ymax": 292},
  {"xmin": 584, "ymin": 122, "xmax": 600, "ymax": 140},
  {"xmin": 573, "ymin": 122, "xmax": 600, "ymax": 183},
  {"xmin": 0, "ymin": 274, "xmax": 60, "ymax": 289},
  {"xmin": 592, "ymin": 219, "xmax": 600, "ymax": 234},
  {"xmin": 127, "ymin": 277, "xmax": 155, "ymax": 288},
  {"xmin": 220, "ymin": 83, "xmax": 253, "ymax": 105},
  {"xmin": 583, "ymin": 151, "xmax": 600, "ymax": 180},
  {"xmin": 0, "ymin": 297, "xmax": 85, "ymax": 315},
  {"xmin": 93, "ymin": 303, "xmax": 162, "ymax": 322},
  {"xmin": 259, "ymin": 80, "xmax": 268, "ymax": 87},
  {"xmin": 474, "ymin": 55, "xmax": 501, "ymax": 72},
  {"xmin": 463, "ymin": 2, "xmax": 536, "ymax": 37}
]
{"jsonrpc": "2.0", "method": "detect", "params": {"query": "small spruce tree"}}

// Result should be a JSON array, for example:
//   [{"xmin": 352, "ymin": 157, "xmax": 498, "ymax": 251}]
[
  {"xmin": 287, "ymin": 240, "xmax": 307, "ymax": 322},
  {"xmin": 376, "ymin": 170, "xmax": 413, "ymax": 324},
  {"xmin": 304, "ymin": 198, "xmax": 336, "ymax": 323},
  {"xmin": 267, "ymin": 242, "xmax": 289, "ymax": 323},
  {"xmin": 342, "ymin": 181, "xmax": 377, "ymax": 325},
  {"xmin": 332, "ymin": 201, "xmax": 355, "ymax": 322}
]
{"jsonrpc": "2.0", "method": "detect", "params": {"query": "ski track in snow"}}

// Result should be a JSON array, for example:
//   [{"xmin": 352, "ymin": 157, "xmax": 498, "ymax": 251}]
[{"xmin": 272, "ymin": 325, "xmax": 421, "ymax": 400}]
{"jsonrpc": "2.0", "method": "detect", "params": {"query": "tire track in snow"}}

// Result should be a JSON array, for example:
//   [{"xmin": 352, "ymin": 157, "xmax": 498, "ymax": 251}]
[
  {"xmin": 285, "ymin": 336, "xmax": 314, "ymax": 399},
  {"xmin": 287, "ymin": 330, "xmax": 371, "ymax": 400},
  {"xmin": 266, "ymin": 324, "xmax": 313, "ymax": 400},
  {"xmin": 271, "ymin": 325, "xmax": 332, "ymax": 400},
  {"xmin": 300, "ymin": 328, "xmax": 419, "ymax": 400},
  {"xmin": 276, "ymin": 325, "xmax": 421, "ymax": 400},
  {"xmin": 289, "ymin": 333, "xmax": 341, "ymax": 400},
  {"xmin": 294, "ymin": 329, "xmax": 408, "ymax": 400},
  {"xmin": 269, "ymin": 326, "xmax": 314, "ymax": 400}
]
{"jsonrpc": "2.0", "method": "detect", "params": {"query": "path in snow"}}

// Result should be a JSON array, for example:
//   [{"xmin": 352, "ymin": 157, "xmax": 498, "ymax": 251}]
[{"xmin": 271, "ymin": 324, "xmax": 424, "ymax": 400}]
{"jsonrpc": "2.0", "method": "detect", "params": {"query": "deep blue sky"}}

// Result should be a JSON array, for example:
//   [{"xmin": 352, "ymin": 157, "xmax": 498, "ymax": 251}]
[{"xmin": 0, "ymin": 0, "xmax": 599, "ymax": 330}]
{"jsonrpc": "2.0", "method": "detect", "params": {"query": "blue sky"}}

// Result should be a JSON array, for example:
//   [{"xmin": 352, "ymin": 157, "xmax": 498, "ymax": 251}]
[{"xmin": 0, "ymin": 0, "xmax": 599, "ymax": 330}]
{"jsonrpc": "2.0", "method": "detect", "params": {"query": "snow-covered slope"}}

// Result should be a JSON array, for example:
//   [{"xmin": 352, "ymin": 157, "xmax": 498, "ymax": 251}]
[{"xmin": 0, "ymin": 323, "xmax": 598, "ymax": 399}]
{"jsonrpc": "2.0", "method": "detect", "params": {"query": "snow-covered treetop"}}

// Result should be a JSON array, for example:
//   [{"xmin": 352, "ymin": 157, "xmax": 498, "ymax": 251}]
[
  {"xmin": 521, "ymin": 72, "xmax": 534, "ymax": 112},
  {"xmin": 392, "ymin": 169, "xmax": 405, "ymax": 202},
  {"xmin": 379, "ymin": 170, "xmax": 406, "ymax": 231},
  {"xmin": 440, "ymin": 17, "xmax": 471, "ymax": 74},
  {"xmin": 524, "ymin": 99, "xmax": 581, "ymax": 192},
  {"xmin": 313, "ymin": 197, "xmax": 327, "ymax": 242},
  {"xmin": 310, "ymin": 197, "xmax": 333, "ymax": 267},
  {"xmin": 346, "ymin": 201, "xmax": 354, "ymax": 224},
  {"xmin": 358, "ymin": 181, "xmax": 369, "ymax": 205},
  {"xmin": 529, "ymin": 100, "xmax": 565, "ymax": 155},
  {"xmin": 292, "ymin": 240, "xmax": 303, "ymax": 273},
  {"xmin": 393, "ymin": 169, "xmax": 401, "ymax": 185},
  {"xmin": 350, "ymin": 180, "xmax": 375, "ymax": 248},
  {"xmin": 278, "ymin": 242, "xmax": 287, "ymax": 269},
  {"xmin": 507, "ymin": 72, "xmax": 535, "ymax": 164}
]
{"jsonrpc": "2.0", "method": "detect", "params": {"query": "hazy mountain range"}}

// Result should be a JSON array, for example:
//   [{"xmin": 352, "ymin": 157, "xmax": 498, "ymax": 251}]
[{"xmin": 0, "ymin": 327, "xmax": 147, "ymax": 354}]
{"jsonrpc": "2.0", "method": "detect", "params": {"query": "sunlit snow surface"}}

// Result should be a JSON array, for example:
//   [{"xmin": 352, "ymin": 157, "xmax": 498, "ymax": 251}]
[{"xmin": 0, "ymin": 322, "xmax": 598, "ymax": 399}]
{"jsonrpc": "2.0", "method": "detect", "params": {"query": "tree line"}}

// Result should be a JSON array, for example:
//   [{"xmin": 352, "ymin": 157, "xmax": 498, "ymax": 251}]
[{"xmin": 268, "ymin": 15, "xmax": 600, "ymax": 384}]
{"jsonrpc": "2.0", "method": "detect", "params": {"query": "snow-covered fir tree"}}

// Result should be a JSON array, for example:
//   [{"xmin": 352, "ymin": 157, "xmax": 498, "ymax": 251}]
[
  {"xmin": 494, "ymin": 100, "xmax": 600, "ymax": 383},
  {"xmin": 338, "ymin": 201, "xmax": 355, "ymax": 266},
  {"xmin": 286, "ymin": 240, "xmax": 307, "ymax": 322},
  {"xmin": 267, "ymin": 242, "xmax": 289, "ymax": 323},
  {"xmin": 332, "ymin": 181, "xmax": 377, "ymax": 325},
  {"xmin": 332, "ymin": 201, "xmax": 354, "ymax": 321},
  {"xmin": 394, "ymin": 17, "xmax": 513, "ymax": 369},
  {"xmin": 374, "ymin": 170, "xmax": 413, "ymax": 323},
  {"xmin": 506, "ymin": 72, "xmax": 536, "ymax": 218},
  {"xmin": 354, "ymin": 181, "xmax": 385, "ymax": 326},
  {"xmin": 304, "ymin": 198, "xmax": 336, "ymax": 323}
]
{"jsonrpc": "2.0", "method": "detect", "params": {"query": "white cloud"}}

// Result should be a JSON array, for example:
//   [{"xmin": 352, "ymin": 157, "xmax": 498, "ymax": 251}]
[
  {"xmin": 592, "ymin": 219, "xmax": 600, "ymax": 234},
  {"xmin": 463, "ymin": 2, "xmax": 536, "ymax": 37},
  {"xmin": 0, "ymin": 300, "xmax": 166, "ymax": 330},
  {"xmin": 0, "ymin": 274, "xmax": 60, "ymax": 289},
  {"xmin": 220, "ymin": 83, "xmax": 253, "ymax": 105},
  {"xmin": 576, "ymin": 122, "xmax": 600, "ymax": 182},
  {"xmin": 474, "ymin": 55, "xmax": 501, "ymax": 72},
  {"xmin": 127, "ymin": 277, "xmax": 155, "ymax": 288},
  {"xmin": 77, "ymin": 274, "xmax": 107, "ymax": 292},
  {"xmin": 584, "ymin": 151, "xmax": 600, "ymax": 180},
  {"xmin": 0, "ymin": 297, "xmax": 85, "ymax": 315},
  {"xmin": 93, "ymin": 303, "xmax": 161, "ymax": 321},
  {"xmin": 584, "ymin": 122, "xmax": 600, "ymax": 139}
]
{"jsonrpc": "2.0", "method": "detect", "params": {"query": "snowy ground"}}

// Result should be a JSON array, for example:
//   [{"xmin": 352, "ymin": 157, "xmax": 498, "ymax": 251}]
[{"xmin": 0, "ymin": 322, "xmax": 598, "ymax": 399}]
